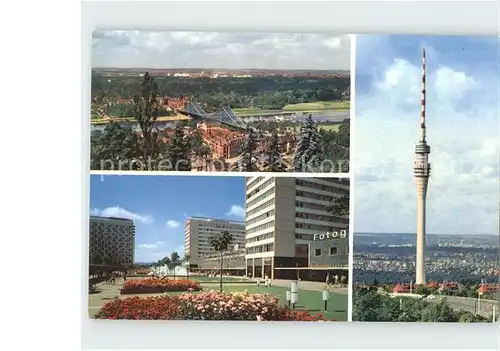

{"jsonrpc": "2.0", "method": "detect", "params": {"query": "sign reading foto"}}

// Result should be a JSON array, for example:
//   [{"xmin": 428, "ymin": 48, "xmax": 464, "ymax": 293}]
[{"xmin": 313, "ymin": 229, "xmax": 348, "ymax": 241}]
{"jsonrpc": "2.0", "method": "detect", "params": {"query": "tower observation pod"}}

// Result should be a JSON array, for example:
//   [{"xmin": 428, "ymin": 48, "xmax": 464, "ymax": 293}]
[{"xmin": 413, "ymin": 48, "xmax": 431, "ymax": 285}]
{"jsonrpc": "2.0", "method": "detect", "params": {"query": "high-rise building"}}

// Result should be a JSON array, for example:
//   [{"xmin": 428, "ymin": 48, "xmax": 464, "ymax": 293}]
[
  {"xmin": 245, "ymin": 177, "xmax": 350, "ymax": 279},
  {"xmin": 89, "ymin": 216, "xmax": 135, "ymax": 267},
  {"xmin": 413, "ymin": 48, "xmax": 432, "ymax": 285},
  {"xmin": 185, "ymin": 216, "xmax": 245, "ymax": 267}
]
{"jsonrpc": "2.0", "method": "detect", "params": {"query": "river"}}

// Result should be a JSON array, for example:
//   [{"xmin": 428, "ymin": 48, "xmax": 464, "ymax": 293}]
[{"xmin": 90, "ymin": 110, "xmax": 349, "ymax": 132}]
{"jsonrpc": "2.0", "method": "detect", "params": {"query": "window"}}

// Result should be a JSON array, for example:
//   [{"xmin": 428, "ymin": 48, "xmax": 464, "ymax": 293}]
[
  {"xmin": 329, "ymin": 246, "xmax": 338, "ymax": 256},
  {"xmin": 314, "ymin": 249, "xmax": 322, "ymax": 257}
]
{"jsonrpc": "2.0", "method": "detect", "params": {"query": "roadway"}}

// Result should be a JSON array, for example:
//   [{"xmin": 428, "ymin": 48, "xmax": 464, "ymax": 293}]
[{"xmin": 389, "ymin": 293, "xmax": 498, "ymax": 318}]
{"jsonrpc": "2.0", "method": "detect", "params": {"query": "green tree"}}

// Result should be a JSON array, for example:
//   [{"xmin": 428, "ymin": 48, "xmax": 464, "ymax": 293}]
[
  {"xmin": 327, "ymin": 193, "xmax": 349, "ymax": 217},
  {"xmin": 239, "ymin": 128, "xmax": 257, "ymax": 171},
  {"xmin": 209, "ymin": 230, "xmax": 234, "ymax": 292},
  {"xmin": 189, "ymin": 130, "xmax": 204, "ymax": 154},
  {"xmin": 170, "ymin": 251, "xmax": 181, "ymax": 279},
  {"xmin": 90, "ymin": 122, "xmax": 140, "ymax": 170},
  {"xmin": 133, "ymin": 72, "xmax": 161, "ymax": 162},
  {"xmin": 165, "ymin": 124, "xmax": 192, "ymax": 171},
  {"xmin": 415, "ymin": 285, "xmax": 431, "ymax": 296},
  {"xmin": 264, "ymin": 129, "xmax": 287, "ymax": 172},
  {"xmin": 352, "ymin": 290, "xmax": 384, "ymax": 321},
  {"xmin": 158, "ymin": 256, "xmax": 171, "ymax": 268},
  {"xmin": 292, "ymin": 115, "xmax": 324, "ymax": 172},
  {"xmin": 420, "ymin": 299, "xmax": 458, "ymax": 322},
  {"xmin": 170, "ymin": 251, "xmax": 180, "ymax": 263},
  {"xmin": 320, "ymin": 119, "xmax": 350, "ymax": 172}
]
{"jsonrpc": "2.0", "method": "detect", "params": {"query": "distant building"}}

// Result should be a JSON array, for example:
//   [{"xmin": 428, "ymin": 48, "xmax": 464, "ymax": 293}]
[
  {"xmin": 89, "ymin": 216, "xmax": 135, "ymax": 267},
  {"xmin": 197, "ymin": 248, "xmax": 246, "ymax": 275},
  {"xmin": 185, "ymin": 216, "xmax": 245, "ymax": 267},
  {"xmin": 392, "ymin": 283, "xmax": 415, "ymax": 293},
  {"xmin": 478, "ymin": 283, "xmax": 500, "ymax": 294}
]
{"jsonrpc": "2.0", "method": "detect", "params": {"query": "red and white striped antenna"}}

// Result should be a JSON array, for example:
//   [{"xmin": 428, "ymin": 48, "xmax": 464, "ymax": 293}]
[{"xmin": 420, "ymin": 48, "xmax": 427, "ymax": 142}]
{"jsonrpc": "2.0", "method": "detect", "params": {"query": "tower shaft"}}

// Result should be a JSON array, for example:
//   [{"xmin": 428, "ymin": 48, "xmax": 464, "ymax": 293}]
[
  {"xmin": 415, "ymin": 178, "xmax": 428, "ymax": 284},
  {"xmin": 413, "ymin": 48, "xmax": 431, "ymax": 285}
]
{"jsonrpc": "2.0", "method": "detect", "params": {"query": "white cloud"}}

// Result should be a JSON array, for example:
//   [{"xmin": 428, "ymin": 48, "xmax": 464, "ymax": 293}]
[
  {"xmin": 90, "ymin": 206, "xmax": 153, "ymax": 224},
  {"xmin": 226, "ymin": 205, "xmax": 245, "ymax": 218},
  {"xmin": 355, "ymin": 52, "xmax": 499, "ymax": 235},
  {"xmin": 137, "ymin": 240, "xmax": 166, "ymax": 250},
  {"xmin": 166, "ymin": 220, "xmax": 180, "ymax": 229},
  {"xmin": 92, "ymin": 31, "xmax": 350, "ymax": 70}
]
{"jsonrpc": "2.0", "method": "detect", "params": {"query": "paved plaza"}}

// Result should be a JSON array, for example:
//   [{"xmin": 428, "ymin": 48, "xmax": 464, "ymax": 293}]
[{"xmin": 88, "ymin": 276, "xmax": 348, "ymax": 321}]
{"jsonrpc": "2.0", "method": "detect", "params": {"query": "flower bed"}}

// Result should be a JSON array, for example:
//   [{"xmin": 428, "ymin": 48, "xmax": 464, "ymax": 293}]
[
  {"xmin": 96, "ymin": 291, "xmax": 330, "ymax": 321},
  {"xmin": 121, "ymin": 278, "xmax": 201, "ymax": 294}
]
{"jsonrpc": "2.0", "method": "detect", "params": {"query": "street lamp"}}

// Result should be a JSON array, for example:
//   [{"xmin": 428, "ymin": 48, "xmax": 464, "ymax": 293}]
[
  {"xmin": 291, "ymin": 281, "xmax": 298, "ymax": 310},
  {"xmin": 322, "ymin": 289, "xmax": 329, "ymax": 312}
]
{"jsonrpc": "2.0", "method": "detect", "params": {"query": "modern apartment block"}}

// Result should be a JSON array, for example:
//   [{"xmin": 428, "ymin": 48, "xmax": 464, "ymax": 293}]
[
  {"xmin": 89, "ymin": 216, "xmax": 135, "ymax": 267},
  {"xmin": 245, "ymin": 177, "xmax": 350, "ymax": 280},
  {"xmin": 185, "ymin": 216, "xmax": 245, "ymax": 267}
]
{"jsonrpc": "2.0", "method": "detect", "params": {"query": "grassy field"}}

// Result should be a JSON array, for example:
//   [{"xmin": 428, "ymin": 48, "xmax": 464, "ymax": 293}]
[
  {"xmin": 232, "ymin": 108, "xmax": 279, "ymax": 116},
  {"xmin": 283, "ymin": 101, "xmax": 350, "ymax": 112},
  {"xmin": 233, "ymin": 101, "xmax": 350, "ymax": 117}
]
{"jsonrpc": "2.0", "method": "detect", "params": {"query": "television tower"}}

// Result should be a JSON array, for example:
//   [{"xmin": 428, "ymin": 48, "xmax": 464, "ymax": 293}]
[{"xmin": 413, "ymin": 48, "xmax": 431, "ymax": 285}]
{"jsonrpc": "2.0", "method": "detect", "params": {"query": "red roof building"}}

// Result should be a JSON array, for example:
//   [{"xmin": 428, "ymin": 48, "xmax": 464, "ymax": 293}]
[
  {"xmin": 392, "ymin": 284, "xmax": 413, "ymax": 293},
  {"xmin": 438, "ymin": 282, "xmax": 460, "ymax": 292},
  {"xmin": 478, "ymin": 283, "xmax": 500, "ymax": 294}
]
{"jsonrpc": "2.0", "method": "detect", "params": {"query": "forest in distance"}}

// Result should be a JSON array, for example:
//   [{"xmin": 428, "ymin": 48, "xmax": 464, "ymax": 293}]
[{"xmin": 91, "ymin": 73, "xmax": 350, "ymax": 116}]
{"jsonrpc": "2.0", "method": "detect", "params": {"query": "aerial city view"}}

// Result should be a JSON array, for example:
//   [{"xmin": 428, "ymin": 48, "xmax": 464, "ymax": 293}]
[
  {"xmin": 88, "ymin": 175, "xmax": 350, "ymax": 321},
  {"xmin": 352, "ymin": 35, "xmax": 499, "ymax": 323},
  {"xmin": 90, "ymin": 31, "xmax": 351, "ymax": 172}
]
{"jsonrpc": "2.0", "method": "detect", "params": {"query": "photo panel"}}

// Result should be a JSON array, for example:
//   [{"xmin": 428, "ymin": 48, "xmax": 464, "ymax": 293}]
[
  {"xmin": 351, "ymin": 34, "xmax": 499, "ymax": 323},
  {"xmin": 90, "ymin": 31, "xmax": 351, "ymax": 173},
  {"xmin": 88, "ymin": 175, "xmax": 350, "ymax": 321}
]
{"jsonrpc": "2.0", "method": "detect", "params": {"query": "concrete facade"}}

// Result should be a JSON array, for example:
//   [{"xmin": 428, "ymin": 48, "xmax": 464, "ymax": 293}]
[
  {"xmin": 308, "ymin": 230, "xmax": 349, "ymax": 267},
  {"xmin": 89, "ymin": 216, "xmax": 135, "ymax": 267},
  {"xmin": 244, "ymin": 177, "xmax": 350, "ymax": 280},
  {"xmin": 185, "ymin": 216, "xmax": 245, "ymax": 266}
]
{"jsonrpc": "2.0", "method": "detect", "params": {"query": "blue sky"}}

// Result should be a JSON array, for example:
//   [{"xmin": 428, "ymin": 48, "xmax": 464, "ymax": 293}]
[
  {"xmin": 90, "ymin": 175, "xmax": 246, "ymax": 262},
  {"xmin": 354, "ymin": 35, "xmax": 499, "ymax": 235}
]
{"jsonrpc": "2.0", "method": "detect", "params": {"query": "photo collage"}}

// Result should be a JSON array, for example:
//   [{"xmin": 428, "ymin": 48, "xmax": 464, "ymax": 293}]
[{"xmin": 88, "ymin": 32, "xmax": 499, "ymax": 323}]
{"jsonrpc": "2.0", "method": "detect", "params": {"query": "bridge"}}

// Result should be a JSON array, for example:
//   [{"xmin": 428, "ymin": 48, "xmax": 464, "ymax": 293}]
[{"xmin": 179, "ymin": 101, "xmax": 248, "ymax": 130}]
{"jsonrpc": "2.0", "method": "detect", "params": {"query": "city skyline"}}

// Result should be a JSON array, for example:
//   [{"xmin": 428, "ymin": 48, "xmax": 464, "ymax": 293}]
[
  {"xmin": 89, "ymin": 175, "xmax": 246, "ymax": 262},
  {"xmin": 92, "ymin": 31, "xmax": 350, "ymax": 70},
  {"xmin": 354, "ymin": 35, "xmax": 499, "ymax": 236}
]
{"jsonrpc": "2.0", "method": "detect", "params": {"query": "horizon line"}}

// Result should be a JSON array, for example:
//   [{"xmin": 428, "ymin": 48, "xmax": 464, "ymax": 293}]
[
  {"xmin": 354, "ymin": 231, "xmax": 499, "ymax": 236},
  {"xmin": 91, "ymin": 67, "xmax": 351, "ymax": 72}
]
